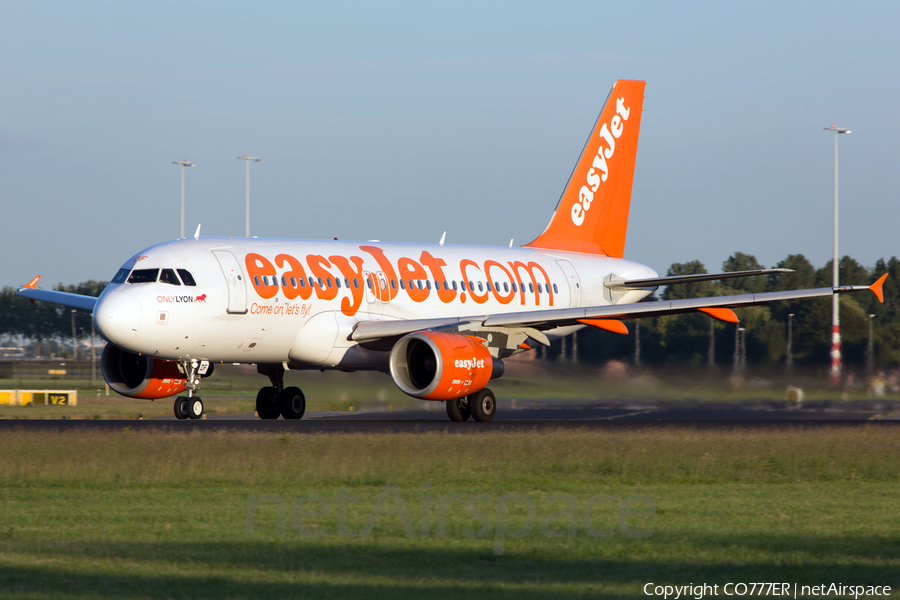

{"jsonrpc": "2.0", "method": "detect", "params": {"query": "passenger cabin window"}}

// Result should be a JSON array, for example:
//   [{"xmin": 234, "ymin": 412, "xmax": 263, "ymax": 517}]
[
  {"xmin": 128, "ymin": 269, "xmax": 159, "ymax": 284},
  {"xmin": 159, "ymin": 269, "xmax": 181, "ymax": 286},
  {"xmin": 111, "ymin": 268, "xmax": 130, "ymax": 284},
  {"xmin": 553, "ymin": 283, "xmax": 559, "ymax": 294},
  {"xmin": 177, "ymin": 269, "xmax": 196, "ymax": 286}
]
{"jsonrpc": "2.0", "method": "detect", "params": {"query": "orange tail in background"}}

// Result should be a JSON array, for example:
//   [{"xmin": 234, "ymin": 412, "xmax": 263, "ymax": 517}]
[{"xmin": 525, "ymin": 79, "xmax": 645, "ymax": 257}]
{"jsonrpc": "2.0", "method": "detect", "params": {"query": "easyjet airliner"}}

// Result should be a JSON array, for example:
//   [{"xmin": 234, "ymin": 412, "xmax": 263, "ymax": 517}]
[{"xmin": 17, "ymin": 80, "xmax": 886, "ymax": 422}]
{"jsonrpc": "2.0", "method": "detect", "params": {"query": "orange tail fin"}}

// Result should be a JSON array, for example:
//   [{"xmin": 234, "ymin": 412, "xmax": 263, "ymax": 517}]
[{"xmin": 525, "ymin": 79, "xmax": 645, "ymax": 256}]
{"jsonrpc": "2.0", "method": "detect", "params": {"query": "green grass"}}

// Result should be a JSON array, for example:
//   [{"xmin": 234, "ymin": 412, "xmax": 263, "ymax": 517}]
[{"xmin": 1, "ymin": 426, "xmax": 899, "ymax": 598}]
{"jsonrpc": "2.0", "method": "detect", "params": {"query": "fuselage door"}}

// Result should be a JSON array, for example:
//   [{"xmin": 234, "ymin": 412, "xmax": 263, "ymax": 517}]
[
  {"xmin": 556, "ymin": 260, "xmax": 582, "ymax": 308},
  {"xmin": 212, "ymin": 250, "xmax": 248, "ymax": 314},
  {"xmin": 363, "ymin": 271, "xmax": 377, "ymax": 304},
  {"xmin": 376, "ymin": 272, "xmax": 390, "ymax": 304}
]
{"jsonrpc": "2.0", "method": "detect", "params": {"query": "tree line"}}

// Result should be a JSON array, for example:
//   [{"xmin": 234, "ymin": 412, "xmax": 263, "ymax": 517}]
[
  {"xmin": 0, "ymin": 281, "xmax": 104, "ymax": 353},
  {"xmin": 551, "ymin": 252, "xmax": 900, "ymax": 371},
  {"xmin": 2, "ymin": 252, "xmax": 898, "ymax": 369}
]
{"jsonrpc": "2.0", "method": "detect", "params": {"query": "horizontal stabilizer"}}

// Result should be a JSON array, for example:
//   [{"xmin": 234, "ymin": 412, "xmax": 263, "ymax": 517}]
[{"xmin": 604, "ymin": 268, "xmax": 793, "ymax": 290}]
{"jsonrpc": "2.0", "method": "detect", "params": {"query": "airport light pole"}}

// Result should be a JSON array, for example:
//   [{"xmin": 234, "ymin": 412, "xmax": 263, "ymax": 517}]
[
  {"xmin": 824, "ymin": 126, "xmax": 850, "ymax": 384},
  {"xmin": 786, "ymin": 313, "xmax": 795, "ymax": 376},
  {"xmin": 71, "ymin": 310, "xmax": 77, "ymax": 361},
  {"xmin": 172, "ymin": 160, "xmax": 195, "ymax": 239},
  {"xmin": 238, "ymin": 155, "xmax": 261, "ymax": 237},
  {"xmin": 867, "ymin": 313, "xmax": 876, "ymax": 379},
  {"xmin": 91, "ymin": 321, "xmax": 97, "ymax": 385},
  {"xmin": 634, "ymin": 319, "xmax": 641, "ymax": 367}
]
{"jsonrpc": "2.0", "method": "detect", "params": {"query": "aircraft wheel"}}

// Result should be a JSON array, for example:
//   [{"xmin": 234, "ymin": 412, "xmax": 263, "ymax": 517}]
[
  {"xmin": 256, "ymin": 386, "xmax": 280, "ymax": 419},
  {"xmin": 188, "ymin": 397, "xmax": 204, "ymax": 420},
  {"xmin": 279, "ymin": 386, "xmax": 306, "ymax": 420},
  {"xmin": 469, "ymin": 388, "xmax": 496, "ymax": 423},
  {"xmin": 174, "ymin": 397, "xmax": 189, "ymax": 420},
  {"xmin": 446, "ymin": 397, "xmax": 470, "ymax": 422}
]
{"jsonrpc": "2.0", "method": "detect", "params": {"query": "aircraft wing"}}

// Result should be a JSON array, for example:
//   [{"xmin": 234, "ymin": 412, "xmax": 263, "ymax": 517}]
[
  {"xmin": 351, "ymin": 276, "xmax": 887, "ymax": 344},
  {"xmin": 15, "ymin": 286, "xmax": 98, "ymax": 311}
]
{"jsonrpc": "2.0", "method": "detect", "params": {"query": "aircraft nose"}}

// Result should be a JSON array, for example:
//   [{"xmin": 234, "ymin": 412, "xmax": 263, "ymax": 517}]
[{"xmin": 93, "ymin": 290, "xmax": 142, "ymax": 347}]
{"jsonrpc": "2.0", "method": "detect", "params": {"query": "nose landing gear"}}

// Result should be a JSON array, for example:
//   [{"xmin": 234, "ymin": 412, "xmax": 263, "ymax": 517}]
[{"xmin": 174, "ymin": 359, "xmax": 208, "ymax": 420}]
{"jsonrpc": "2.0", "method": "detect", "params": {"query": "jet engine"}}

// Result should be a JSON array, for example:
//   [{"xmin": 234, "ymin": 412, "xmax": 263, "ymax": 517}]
[
  {"xmin": 389, "ymin": 331, "xmax": 504, "ymax": 400},
  {"xmin": 100, "ymin": 345, "xmax": 188, "ymax": 399}
]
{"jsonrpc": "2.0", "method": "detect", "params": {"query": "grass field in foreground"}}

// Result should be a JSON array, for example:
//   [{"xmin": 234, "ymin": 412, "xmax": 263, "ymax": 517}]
[{"xmin": 1, "ymin": 426, "xmax": 899, "ymax": 599}]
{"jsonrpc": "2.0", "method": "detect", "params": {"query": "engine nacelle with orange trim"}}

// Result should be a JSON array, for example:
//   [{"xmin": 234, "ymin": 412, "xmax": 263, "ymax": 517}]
[
  {"xmin": 100, "ymin": 345, "xmax": 188, "ymax": 399},
  {"xmin": 389, "ymin": 331, "xmax": 504, "ymax": 400}
]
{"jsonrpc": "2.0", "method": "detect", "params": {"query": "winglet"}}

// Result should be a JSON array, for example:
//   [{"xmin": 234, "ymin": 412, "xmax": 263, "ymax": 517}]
[
  {"xmin": 24, "ymin": 275, "xmax": 41, "ymax": 289},
  {"xmin": 870, "ymin": 273, "xmax": 888, "ymax": 303}
]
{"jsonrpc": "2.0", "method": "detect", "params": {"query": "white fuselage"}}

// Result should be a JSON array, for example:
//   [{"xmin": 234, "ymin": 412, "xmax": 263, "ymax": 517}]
[{"xmin": 92, "ymin": 238, "xmax": 657, "ymax": 369}]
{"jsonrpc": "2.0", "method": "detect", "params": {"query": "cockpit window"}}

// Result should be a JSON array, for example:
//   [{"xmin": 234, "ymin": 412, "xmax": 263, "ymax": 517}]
[
  {"xmin": 111, "ymin": 268, "xmax": 130, "ymax": 284},
  {"xmin": 159, "ymin": 269, "xmax": 181, "ymax": 286},
  {"xmin": 128, "ymin": 269, "xmax": 159, "ymax": 284},
  {"xmin": 177, "ymin": 269, "xmax": 196, "ymax": 286}
]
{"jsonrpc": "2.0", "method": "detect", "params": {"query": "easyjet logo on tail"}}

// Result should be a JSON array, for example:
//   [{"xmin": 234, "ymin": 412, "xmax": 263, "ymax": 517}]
[
  {"xmin": 572, "ymin": 96, "xmax": 630, "ymax": 227},
  {"xmin": 524, "ymin": 79, "xmax": 645, "ymax": 257}
]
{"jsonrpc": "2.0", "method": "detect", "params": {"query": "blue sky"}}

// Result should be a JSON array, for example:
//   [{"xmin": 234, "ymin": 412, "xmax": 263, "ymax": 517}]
[{"xmin": 2, "ymin": 1, "xmax": 898, "ymax": 287}]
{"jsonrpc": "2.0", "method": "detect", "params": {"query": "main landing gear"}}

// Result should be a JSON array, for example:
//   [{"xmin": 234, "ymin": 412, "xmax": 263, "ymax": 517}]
[
  {"xmin": 256, "ymin": 364, "xmax": 306, "ymax": 420},
  {"xmin": 173, "ymin": 359, "xmax": 211, "ymax": 420},
  {"xmin": 446, "ymin": 388, "xmax": 496, "ymax": 423}
]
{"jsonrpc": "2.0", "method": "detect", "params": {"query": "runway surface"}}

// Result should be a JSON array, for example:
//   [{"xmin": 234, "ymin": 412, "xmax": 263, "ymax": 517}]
[{"xmin": 3, "ymin": 398, "xmax": 899, "ymax": 433}]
